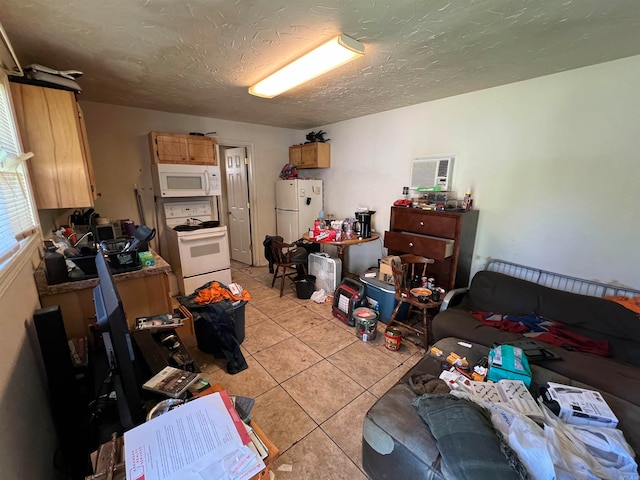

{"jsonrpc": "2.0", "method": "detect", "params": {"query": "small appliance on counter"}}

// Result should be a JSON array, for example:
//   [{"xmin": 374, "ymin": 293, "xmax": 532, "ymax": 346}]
[
  {"xmin": 94, "ymin": 221, "xmax": 116, "ymax": 242},
  {"xmin": 355, "ymin": 209, "xmax": 376, "ymax": 239}
]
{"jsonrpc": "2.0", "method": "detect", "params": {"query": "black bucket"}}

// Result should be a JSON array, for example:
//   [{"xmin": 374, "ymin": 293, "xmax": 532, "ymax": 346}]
[{"xmin": 294, "ymin": 275, "xmax": 316, "ymax": 299}]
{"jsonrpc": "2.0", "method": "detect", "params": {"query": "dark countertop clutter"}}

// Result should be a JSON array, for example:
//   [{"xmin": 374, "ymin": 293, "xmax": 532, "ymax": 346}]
[{"xmin": 35, "ymin": 249, "xmax": 171, "ymax": 296}]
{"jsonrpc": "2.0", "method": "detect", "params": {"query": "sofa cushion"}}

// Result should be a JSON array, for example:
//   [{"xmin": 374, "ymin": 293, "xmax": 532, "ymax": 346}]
[
  {"xmin": 467, "ymin": 271, "xmax": 540, "ymax": 315},
  {"xmin": 465, "ymin": 271, "xmax": 640, "ymax": 366},
  {"xmin": 538, "ymin": 287, "xmax": 640, "ymax": 364},
  {"xmin": 413, "ymin": 394, "xmax": 524, "ymax": 480},
  {"xmin": 363, "ymin": 382, "xmax": 444, "ymax": 480},
  {"xmin": 432, "ymin": 308, "xmax": 640, "ymax": 408},
  {"xmin": 432, "ymin": 307, "xmax": 524, "ymax": 347}
]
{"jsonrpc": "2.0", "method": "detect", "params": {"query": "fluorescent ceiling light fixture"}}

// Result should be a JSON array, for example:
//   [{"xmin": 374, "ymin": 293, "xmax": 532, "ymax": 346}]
[{"xmin": 249, "ymin": 34, "xmax": 364, "ymax": 98}]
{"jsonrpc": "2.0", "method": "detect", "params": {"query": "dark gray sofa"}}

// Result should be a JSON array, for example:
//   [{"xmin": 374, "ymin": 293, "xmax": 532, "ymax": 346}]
[{"xmin": 363, "ymin": 267, "xmax": 640, "ymax": 480}]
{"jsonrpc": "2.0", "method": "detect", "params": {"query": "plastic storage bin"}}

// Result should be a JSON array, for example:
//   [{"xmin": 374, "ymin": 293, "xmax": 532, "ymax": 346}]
[
  {"xmin": 194, "ymin": 299, "xmax": 246, "ymax": 355},
  {"xmin": 232, "ymin": 300, "xmax": 247, "ymax": 344},
  {"xmin": 359, "ymin": 273, "xmax": 408, "ymax": 324}
]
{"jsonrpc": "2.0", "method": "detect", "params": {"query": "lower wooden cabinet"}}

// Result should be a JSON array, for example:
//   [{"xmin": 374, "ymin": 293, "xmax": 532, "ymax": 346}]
[{"xmin": 38, "ymin": 272, "xmax": 174, "ymax": 339}]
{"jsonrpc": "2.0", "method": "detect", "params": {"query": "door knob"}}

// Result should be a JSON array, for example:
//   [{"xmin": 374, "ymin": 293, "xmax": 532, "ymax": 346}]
[{"xmin": 409, "ymin": 242, "xmax": 414, "ymax": 247}]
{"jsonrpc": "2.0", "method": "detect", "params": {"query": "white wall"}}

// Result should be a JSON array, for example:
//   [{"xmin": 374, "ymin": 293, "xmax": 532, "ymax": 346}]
[
  {"xmin": 76, "ymin": 103, "xmax": 299, "ymax": 266},
  {"xmin": 310, "ymin": 55, "xmax": 640, "ymax": 289},
  {"xmin": 50, "ymin": 55, "xmax": 640, "ymax": 288},
  {"xmin": 0, "ymin": 256, "xmax": 58, "ymax": 479}
]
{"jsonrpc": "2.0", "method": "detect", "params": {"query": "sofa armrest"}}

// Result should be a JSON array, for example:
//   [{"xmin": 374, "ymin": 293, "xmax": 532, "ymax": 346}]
[{"xmin": 439, "ymin": 288, "xmax": 468, "ymax": 312}]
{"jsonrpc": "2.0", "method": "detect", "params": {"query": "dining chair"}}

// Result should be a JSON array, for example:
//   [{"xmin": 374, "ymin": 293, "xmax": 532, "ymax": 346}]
[
  {"xmin": 270, "ymin": 240, "xmax": 308, "ymax": 297},
  {"xmin": 387, "ymin": 254, "xmax": 437, "ymax": 349}
]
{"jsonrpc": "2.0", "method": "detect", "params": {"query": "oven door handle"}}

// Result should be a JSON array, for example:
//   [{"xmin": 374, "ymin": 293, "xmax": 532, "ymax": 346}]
[{"xmin": 179, "ymin": 232, "xmax": 226, "ymax": 242}]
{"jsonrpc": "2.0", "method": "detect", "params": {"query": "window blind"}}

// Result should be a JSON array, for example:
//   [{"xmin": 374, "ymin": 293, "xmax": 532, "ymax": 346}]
[{"xmin": 0, "ymin": 74, "xmax": 37, "ymax": 266}]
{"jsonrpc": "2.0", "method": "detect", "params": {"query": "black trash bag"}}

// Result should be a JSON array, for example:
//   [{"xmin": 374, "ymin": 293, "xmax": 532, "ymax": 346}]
[{"xmin": 178, "ymin": 281, "xmax": 248, "ymax": 375}]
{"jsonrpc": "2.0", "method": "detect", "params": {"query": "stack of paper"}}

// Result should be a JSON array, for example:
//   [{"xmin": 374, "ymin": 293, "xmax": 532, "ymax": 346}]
[
  {"xmin": 124, "ymin": 391, "xmax": 265, "ymax": 480},
  {"xmin": 244, "ymin": 423, "xmax": 269, "ymax": 460},
  {"xmin": 470, "ymin": 379, "xmax": 542, "ymax": 420}
]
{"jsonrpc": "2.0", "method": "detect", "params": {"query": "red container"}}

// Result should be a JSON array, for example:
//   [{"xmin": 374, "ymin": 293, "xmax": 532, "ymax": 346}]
[{"xmin": 384, "ymin": 327, "xmax": 403, "ymax": 351}]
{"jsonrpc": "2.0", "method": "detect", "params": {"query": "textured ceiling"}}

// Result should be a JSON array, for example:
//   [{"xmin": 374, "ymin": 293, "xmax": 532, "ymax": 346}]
[{"xmin": 3, "ymin": 0, "xmax": 640, "ymax": 129}]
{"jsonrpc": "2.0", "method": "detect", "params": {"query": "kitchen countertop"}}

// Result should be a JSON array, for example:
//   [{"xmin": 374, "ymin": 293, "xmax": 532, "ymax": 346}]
[{"xmin": 35, "ymin": 249, "xmax": 172, "ymax": 296}]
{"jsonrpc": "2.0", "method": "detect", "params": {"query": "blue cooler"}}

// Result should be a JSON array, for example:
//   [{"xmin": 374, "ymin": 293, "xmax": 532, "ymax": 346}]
[{"xmin": 359, "ymin": 273, "xmax": 408, "ymax": 324}]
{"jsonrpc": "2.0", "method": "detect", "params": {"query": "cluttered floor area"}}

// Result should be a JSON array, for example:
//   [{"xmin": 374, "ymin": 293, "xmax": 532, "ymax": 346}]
[{"xmin": 186, "ymin": 260, "xmax": 426, "ymax": 479}]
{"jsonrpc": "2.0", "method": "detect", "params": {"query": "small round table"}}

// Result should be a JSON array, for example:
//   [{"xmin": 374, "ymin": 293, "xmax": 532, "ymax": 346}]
[{"xmin": 302, "ymin": 231, "xmax": 381, "ymax": 277}]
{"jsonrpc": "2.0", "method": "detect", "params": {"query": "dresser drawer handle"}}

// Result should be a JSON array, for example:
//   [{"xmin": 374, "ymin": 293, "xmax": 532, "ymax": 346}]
[
  {"xmin": 409, "ymin": 242, "xmax": 414, "ymax": 248},
  {"xmin": 419, "ymin": 221, "xmax": 424, "ymax": 226}
]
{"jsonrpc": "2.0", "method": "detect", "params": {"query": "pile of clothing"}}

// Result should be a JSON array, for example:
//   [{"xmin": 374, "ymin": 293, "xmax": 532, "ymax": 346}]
[{"xmin": 179, "ymin": 281, "xmax": 251, "ymax": 374}]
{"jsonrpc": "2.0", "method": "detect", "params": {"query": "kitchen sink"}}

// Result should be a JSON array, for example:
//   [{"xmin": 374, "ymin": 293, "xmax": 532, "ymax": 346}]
[{"xmin": 67, "ymin": 255, "xmax": 98, "ymax": 275}]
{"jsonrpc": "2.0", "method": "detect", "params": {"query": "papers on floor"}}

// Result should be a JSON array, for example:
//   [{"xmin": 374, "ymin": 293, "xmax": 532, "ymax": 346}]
[{"xmin": 124, "ymin": 390, "xmax": 265, "ymax": 480}]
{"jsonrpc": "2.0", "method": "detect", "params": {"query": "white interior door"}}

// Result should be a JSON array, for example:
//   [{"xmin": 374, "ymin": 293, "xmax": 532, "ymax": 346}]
[{"xmin": 225, "ymin": 147, "xmax": 252, "ymax": 264}]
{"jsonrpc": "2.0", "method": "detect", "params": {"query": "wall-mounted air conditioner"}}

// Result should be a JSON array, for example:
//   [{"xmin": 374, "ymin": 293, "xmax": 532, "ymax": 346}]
[{"xmin": 410, "ymin": 156, "xmax": 454, "ymax": 191}]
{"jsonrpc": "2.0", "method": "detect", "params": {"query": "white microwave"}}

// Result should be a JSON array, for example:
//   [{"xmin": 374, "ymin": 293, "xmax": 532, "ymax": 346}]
[{"xmin": 152, "ymin": 163, "xmax": 222, "ymax": 197}]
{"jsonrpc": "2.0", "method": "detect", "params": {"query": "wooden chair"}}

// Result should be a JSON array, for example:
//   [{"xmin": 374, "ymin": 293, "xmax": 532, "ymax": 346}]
[
  {"xmin": 387, "ymin": 254, "xmax": 437, "ymax": 349},
  {"xmin": 270, "ymin": 240, "xmax": 308, "ymax": 297}
]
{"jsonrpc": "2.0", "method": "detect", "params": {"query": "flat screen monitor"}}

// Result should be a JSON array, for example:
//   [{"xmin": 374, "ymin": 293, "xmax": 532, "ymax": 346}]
[{"xmin": 93, "ymin": 250, "xmax": 146, "ymax": 429}]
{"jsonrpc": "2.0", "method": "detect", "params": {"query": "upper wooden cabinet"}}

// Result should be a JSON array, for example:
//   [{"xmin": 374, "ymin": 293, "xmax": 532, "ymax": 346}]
[
  {"xmin": 10, "ymin": 83, "xmax": 97, "ymax": 209},
  {"xmin": 289, "ymin": 142, "xmax": 330, "ymax": 168},
  {"xmin": 149, "ymin": 132, "xmax": 217, "ymax": 165}
]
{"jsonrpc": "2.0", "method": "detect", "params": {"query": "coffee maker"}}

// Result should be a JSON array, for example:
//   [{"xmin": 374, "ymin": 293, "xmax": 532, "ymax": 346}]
[{"xmin": 355, "ymin": 210, "xmax": 376, "ymax": 239}]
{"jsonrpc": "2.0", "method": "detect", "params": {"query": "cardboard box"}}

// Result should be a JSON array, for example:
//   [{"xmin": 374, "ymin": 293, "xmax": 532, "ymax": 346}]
[
  {"xmin": 543, "ymin": 382, "xmax": 618, "ymax": 428},
  {"xmin": 378, "ymin": 256, "xmax": 394, "ymax": 283}
]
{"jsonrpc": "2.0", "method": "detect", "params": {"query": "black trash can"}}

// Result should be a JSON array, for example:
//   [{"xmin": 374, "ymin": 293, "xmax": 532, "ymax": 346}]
[
  {"xmin": 194, "ymin": 299, "xmax": 247, "ymax": 356},
  {"xmin": 232, "ymin": 300, "xmax": 247, "ymax": 344},
  {"xmin": 294, "ymin": 275, "xmax": 316, "ymax": 299}
]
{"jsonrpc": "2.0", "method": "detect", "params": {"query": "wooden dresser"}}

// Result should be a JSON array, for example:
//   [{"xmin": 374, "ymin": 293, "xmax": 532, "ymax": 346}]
[{"xmin": 384, "ymin": 207, "xmax": 479, "ymax": 291}]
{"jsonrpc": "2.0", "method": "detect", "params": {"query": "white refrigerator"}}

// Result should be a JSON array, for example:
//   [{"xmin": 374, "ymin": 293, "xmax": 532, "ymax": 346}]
[{"xmin": 275, "ymin": 179, "xmax": 323, "ymax": 243}]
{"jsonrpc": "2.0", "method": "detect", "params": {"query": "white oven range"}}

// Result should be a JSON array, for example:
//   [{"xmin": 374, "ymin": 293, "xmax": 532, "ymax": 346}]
[{"xmin": 164, "ymin": 200, "xmax": 232, "ymax": 295}]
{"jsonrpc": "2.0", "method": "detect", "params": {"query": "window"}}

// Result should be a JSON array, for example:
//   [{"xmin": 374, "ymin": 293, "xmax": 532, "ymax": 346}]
[{"xmin": 0, "ymin": 73, "xmax": 37, "ymax": 268}]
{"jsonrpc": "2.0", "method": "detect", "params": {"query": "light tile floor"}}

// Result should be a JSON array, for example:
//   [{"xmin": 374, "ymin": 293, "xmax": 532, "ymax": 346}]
[{"xmin": 188, "ymin": 261, "xmax": 426, "ymax": 479}]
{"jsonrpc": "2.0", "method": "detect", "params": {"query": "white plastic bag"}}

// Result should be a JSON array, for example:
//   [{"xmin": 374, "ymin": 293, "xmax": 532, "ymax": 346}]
[
  {"xmin": 310, "ymin": 288, "xmax": 327, "ymax": 303},
  {"xmin": 542, "ymin": 404, "xmax": 639, "ymax": 480},
  {"xmin": 451, "ymin": 390, "xmax": 556, "ymax": 480}
]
